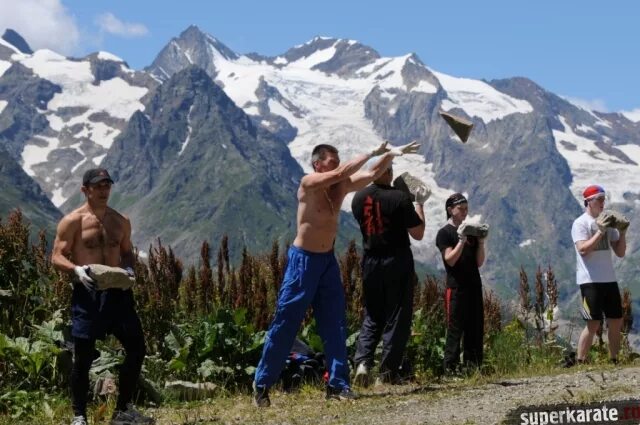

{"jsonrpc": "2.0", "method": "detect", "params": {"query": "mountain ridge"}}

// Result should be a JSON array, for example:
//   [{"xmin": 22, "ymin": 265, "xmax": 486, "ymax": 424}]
[{"xmin": 2, "ymin": 27, "xmax": 639, "ymax": 319}]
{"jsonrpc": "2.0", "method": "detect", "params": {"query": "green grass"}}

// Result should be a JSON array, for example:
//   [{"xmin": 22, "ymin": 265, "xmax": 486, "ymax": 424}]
[{"xmin": 8, "ymin": 361, "xmax": 640, "ymax": 425}]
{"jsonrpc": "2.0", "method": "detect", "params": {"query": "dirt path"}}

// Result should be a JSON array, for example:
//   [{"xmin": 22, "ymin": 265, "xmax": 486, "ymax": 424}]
[{"xmin": 151, "ymin": 365, "xmax": 640, "ymax": 425}]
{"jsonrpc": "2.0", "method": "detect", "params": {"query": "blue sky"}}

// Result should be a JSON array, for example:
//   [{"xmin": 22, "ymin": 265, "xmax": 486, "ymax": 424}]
[{"xmin": 2, "ymin": 0, "xmax": 638, "ymax": 114}]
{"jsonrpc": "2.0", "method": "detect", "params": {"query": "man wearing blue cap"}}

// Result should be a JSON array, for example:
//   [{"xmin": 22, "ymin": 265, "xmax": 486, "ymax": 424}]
[
  {"xmin": 52, "ymin": 168, "xmax": 154, "ymax": 425},
  {"xmin": 571, "ymin": 185, "xmax": 628, "ymax": 364}
]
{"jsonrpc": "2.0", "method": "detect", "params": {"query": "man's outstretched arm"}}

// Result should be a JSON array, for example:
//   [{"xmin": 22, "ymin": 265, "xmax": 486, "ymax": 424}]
[
  {"xmin": 301, "ymin": 142, "xmax": 389, "ymax": 191},
  {"xmin": 346, "ymin": 141, "xmax": 421, "ymax": 193}
]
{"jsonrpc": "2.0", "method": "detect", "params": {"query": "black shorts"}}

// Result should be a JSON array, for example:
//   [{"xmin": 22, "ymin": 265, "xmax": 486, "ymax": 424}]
[
  {"xmin": 579, "ymin": 282, "xmax": 622, "ymax": 321},
  {"xmin": 71, "ymin": 284, "xmax": 141, "ymax": 340}
]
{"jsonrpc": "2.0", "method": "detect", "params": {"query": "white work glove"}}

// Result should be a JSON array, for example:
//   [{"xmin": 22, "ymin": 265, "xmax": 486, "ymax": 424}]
[
  {"xmin": 389, "ymin": 141, "xmax": 420, "ymax": 157},
  {"xmin": 413, "ymin": 185, "xmax": 431, "ymax": 206},
  {"xmin": 124, "ymin": 267, "xmax": 135, "ymax": 291},
  {"xmin": 609, "ymin": 210, "xmax": 630, "ymax": 233},
  {"xmin": 457, "ymin": 222, "xmax": 468, "ymax": 244},
  {"xmin": 74, "ymin": 265, "xmax": 96, "ymax": 291},
  {"xmin": 596, "ymin": 212, "xmax": 615, "ymax": 234},
  {"xmin": 369, "ymin": 141, "xmax": 390, "ymax": 157}
]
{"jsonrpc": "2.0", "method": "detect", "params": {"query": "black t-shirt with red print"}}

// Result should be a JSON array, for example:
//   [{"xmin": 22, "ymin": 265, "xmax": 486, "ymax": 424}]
[{"xmin": 351, "ymin": 183, "xmax": 423, "ymax": 256}]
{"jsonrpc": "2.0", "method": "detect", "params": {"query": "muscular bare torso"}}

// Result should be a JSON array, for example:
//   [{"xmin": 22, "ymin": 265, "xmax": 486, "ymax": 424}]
[
  {"xmin": 52, "ymin": 204, "xmax": 131, "ymax": 272},
  {"xmin": 73, "ymin": 207, "xmax": 125, "ymax": 266},
  {"xmin": 293, "ymin": 181, "xmax": 347, "ymax": 252}
]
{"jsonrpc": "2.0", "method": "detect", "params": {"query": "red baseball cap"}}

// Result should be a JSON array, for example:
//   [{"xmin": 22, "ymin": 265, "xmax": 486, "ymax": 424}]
[{"xmin": 583, "ymin": 185, "xmax": 605, "ymax": 201}]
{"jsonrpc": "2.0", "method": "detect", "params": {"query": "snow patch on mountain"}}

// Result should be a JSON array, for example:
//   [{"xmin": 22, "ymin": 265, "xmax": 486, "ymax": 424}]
[
  {"xmin": 554, "ymin": 116, "xmax": 640, "ymax": 204},
  {"xmin": 0, "ymin": 100, "xmax": 7, "ymax": 114},
  {"xmin": 21, "ymin": 135, "xmax": 60, "ymax": 176},
  {"xmin": 358, "ymin": 56, "xmax": 437, "ymax": 94},
  {"xmin": 616, "ymin": 144, "xmax": 640, "ymax": 165},
  {"xmin": 268, "ymin": 99, "xmax": 297, "ymax": 123},
  {"xmin": 289, "ymin": 44, "xmax": 337, "ymax": 68},
  {"xmin": 576, "ymin": 124, "xmax": 596, "ymax": 134},
  {"xmin": 75, "ymin": 120, "xmax": 121, "ymax": 149},
  {"xmin": 49, "ymin": 78, "xmax": 146, "ymax": 120},
  {"xmin": 434, "ymin": 71, "xmax": 533, "ymax": 122},
  {"xmin": 179, "ymin": 104, "xmax": 195, "ymax": 155},
  {"xmin": 0, "ymin": 37, "xmax": 21, "ymax": 54},
  {"xmin": 18, "ymin": 50, "xmax": 147, "ymax": 121},
  {"xmin": 20, "ymin": 49, "xmax": 92, "ymax": 82},
  {"xmin": 0, "ymin": 60, "xmax": 10, "ymax": 77},
  {"xmin": 97, "ymin": 51, "xmax": 124, "ymax": 62},
  {"xmin": 50, "ymin": 188, "xmax": 65, "ymax": 206},
  {"xmin": 93, "ymin": 154, "xmax": 106, "ymax": 165},
  {"xmin": 519, "ymin": 239, "xmax": 535, "ymax": 248}
]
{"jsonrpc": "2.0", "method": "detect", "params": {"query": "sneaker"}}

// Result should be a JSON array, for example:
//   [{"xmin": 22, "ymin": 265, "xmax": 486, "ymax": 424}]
[
  {"xmin": 326, "ymin": 385, "xmax": 358, "ymax": 401},
  {"xmin": 253, "ymin": 382, "xmax": 271, "ymax": 407},
  {"xmin": 111, "ymin": 403, "xmax": 155, "ymax": 424},
  {"xmin": 562, "ymin": 352, "xmax": 576, "ymax": 368},
  {"xmin": 71, "ymin": 416, "xmax": 88, "ymax": 425},
  {"xmin": 354, "ymin": 363, "xmax": 371, "ymax": 387}
]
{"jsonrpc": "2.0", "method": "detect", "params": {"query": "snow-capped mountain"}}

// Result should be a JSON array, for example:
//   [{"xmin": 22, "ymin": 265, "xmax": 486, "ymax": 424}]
[
  {"xmin": 0, "ymin": 29, "xmax": 157, "ymax": 207},
  {"xmin": 144, "ymin": 26, "xmax": 640, "ymax": 305},
  {"xmin": 2, "ymin": 26, "xmax": 640, "ymax": 310}
]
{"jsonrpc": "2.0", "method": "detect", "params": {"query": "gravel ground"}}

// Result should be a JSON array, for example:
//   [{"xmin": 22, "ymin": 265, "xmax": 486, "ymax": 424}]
[{"xmin": 149, "ymin": 365, "xmax": 640, "ymax": 425}]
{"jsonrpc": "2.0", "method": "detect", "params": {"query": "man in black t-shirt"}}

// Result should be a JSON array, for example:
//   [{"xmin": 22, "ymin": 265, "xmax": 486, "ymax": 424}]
[
  {"xmin": 435, "ymin": 193, "xmax": 486, "ymax": 374},
  {"xmin": 351, "ymin": 164, "xmax": 426, "ymax": 385}
]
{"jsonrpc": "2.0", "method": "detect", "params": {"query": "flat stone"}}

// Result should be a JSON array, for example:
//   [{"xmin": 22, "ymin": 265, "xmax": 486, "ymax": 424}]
[{"xmin": 88, "ymin": 264, "xmax": 134, "ymax": 291}]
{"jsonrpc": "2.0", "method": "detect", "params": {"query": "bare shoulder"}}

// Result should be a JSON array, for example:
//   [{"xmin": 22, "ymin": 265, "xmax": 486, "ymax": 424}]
[
  {"xmin": 300, "ymin": 173, "xmax": 315, "ymax": 189},
  {"xmin": 106, "ymin": 207, "xmax": 130, "ymax": 225},
  {"xmin": 57, "ymin": 208, "xmax": 83, "ymax": 231},
  {"xmin": 298, "ymin": 179, "xmax": 313, "ymax": 200}
]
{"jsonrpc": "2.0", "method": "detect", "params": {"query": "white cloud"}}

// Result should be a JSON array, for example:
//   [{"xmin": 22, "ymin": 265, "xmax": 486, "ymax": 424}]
[
  {"xmin": 95, "ymin": 13, "xmax": 148, "ymax": 38},
  {"xmin": 0, "ymin": 0, "xmax": 80, "ymax": 55},
  {"xmin": 562, "ymin": 95, "xmax": 608, "ymax": 113},
  {"xmin": 621, "ymin": 108, "xmax": 640, "ymax": 123}
]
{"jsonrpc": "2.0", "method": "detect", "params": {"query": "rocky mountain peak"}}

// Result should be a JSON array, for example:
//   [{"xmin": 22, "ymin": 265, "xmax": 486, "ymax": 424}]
[
  {"xmin": 1, "ymin": 29, "xmax": 33, "ymax": 54},
  {"xmin": 179, "ymin": 25, "xmax": 238, "ymax": 61},
  {"xmin": 280, "ymin": 36, "xmax": 380, "ymax": 76},
  {"xmin": 94, "ymin": 63, "xmax": 305, "ymax": 262},
  {"xmin": 146, "ymin": 25, "xmax": 238, "ymax": 81}
]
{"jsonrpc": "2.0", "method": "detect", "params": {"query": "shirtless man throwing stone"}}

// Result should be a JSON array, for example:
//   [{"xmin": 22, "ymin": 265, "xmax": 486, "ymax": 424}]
[{"xmin": 252, "ymin": 141, "xmax": 420, "ymax": 407}]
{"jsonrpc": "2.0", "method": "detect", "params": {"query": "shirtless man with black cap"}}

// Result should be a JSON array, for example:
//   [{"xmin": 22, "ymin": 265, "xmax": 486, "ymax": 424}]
[{"xmin": 52, "ymin": 168, "xmax": 154, "ymax": 425}]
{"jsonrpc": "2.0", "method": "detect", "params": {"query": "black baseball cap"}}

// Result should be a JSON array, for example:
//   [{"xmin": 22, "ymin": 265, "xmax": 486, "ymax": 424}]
[{"xmin": 82, "ymin": 168, "xmax": 114, "ymax": 186}]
